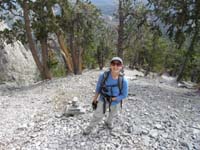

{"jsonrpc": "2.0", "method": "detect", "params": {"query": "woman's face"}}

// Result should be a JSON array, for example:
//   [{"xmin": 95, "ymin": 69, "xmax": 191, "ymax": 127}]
[{"xmin": 110, "ymin": 61, "xmax": 122, "ymax": 73}]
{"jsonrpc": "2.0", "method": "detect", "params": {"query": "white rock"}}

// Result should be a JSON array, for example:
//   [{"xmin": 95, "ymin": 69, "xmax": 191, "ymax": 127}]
[
  {"xmin": 193, "ymin": 128, "xmax": 200, "ymax": 134},
  {"xmin": 0, "ymin": 24, "xmax": 39, "ymax": 85},
  {"xmin": 161, "ymin": 73, "xmax": 176, "ymax": 81},
  {"xmin": 154, "ymin": 123, "xmax": 164, "ymax": 130},
  {"xmin": 142, "ymin": 136, "xmax": 150, "ymax": 146},
  {"xmin": 162, "ymin": 133, "xmax": 168, "ymax": 138},
  {"xmin": 149, "ymin": 129, "xmax": 158, "ymax": 138}
]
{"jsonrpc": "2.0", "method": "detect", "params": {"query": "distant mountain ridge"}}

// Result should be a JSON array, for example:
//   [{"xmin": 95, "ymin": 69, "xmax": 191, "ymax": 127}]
[
  {"xmin": 90, "ymin": 0, "xmax": 116, "ymax": 15},
  {"xmin": 90, "ymin": 0, "xmax": 116, "ymax": 6}
]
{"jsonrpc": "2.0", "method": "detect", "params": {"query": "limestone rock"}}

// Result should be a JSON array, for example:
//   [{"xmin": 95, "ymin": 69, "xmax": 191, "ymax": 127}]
[
  {"xmin": 149, "ymin": 129, "xmax": 159, "ymax": 138},
  {"xmin": 154, "ymin": 123, "xmax": 165, "ymax": 130},
  {"xmin": 0, "ymin": 22, "xmax": 39, "ymax": 85}
]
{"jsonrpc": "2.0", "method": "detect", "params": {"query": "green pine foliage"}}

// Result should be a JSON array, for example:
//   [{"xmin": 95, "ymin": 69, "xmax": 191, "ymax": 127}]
[
  {"xmin": 0, "ymin": 0, "xmax": 199, "ymax": 83},
  {"xmin": 51, "ymin": 64, "xmax": 66, "ymax": 77}
]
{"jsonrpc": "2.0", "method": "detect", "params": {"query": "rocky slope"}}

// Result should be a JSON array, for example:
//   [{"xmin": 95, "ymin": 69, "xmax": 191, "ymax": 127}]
[{"xmin": 0, "ymin": 69, "xmax": 199, "ymax": 150}]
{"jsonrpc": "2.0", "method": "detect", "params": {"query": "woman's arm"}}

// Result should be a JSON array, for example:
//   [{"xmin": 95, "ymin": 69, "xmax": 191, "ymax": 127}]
[
  {"xmin": 93, "ymin": 72, "xmax": 104, "ymax": 102},
  {"xmin": 113, "ymin": 77, "xmax": 128, "ymax": 102}
]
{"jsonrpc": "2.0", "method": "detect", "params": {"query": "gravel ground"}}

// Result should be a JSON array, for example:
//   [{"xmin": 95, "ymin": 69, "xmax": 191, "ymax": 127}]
[{"xmin": 0, "ymin": 69, "xmax": 199, "ymax": 150}]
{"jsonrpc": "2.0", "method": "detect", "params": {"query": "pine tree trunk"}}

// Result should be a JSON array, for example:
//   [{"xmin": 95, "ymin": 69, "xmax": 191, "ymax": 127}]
[
  {"xmin": 176, "ymin": 55, "xmax": 188, "ymax": 82},
  {"xmin": 117, "ymin": 0, "xmax": 124, "ymax": 59},
  {"xmin": 177, "ymin": 31, "xmax": 198, "ymax": 82},
  {"xmin": 71, "ymin": 18, "xmax": 83, "ymax": 74},
  {"xmin": 78, "ymin": 46, "xmax": 83, "ymax": 74},
  {"xmin": 73, "ymin": 43, "xmax": 82, "ymax": 75},
  {"xmin": 69, "ymin": 33, "xmax": 76, "ymax": 74},
  {"xmin": 23, "ymin": 0, "xmax": 46, "ymax": 79},
  {"xmin": 97, "ymin": 45, "xmax": 104, "ymax": 70},
  {"xmin": 40, "ymin": 38, "xmax": 52, "ymax": 79},
  {"xmin": 56, "ymin": 32, "xmax": 74, "ymax": 74}
]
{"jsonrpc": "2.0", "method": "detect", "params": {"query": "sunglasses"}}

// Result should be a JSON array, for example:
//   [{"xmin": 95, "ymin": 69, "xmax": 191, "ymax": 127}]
[{"xmin": 111, "ymin": 61, "xmax": 122, "ymax": 67}]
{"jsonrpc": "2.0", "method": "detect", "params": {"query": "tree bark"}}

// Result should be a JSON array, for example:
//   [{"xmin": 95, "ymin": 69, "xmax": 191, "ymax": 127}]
[
  {"xmin": 73, "ymin": 42, "xmax": 82, "ymax": 75},
  {"xmin": 117, "ymin": 0, "xmax": 124, "ymax": 59},
  {"xmin": 96, "ymin": 43, "xmax": 104, "ymax": 70},
  {"xmin": 70, "ymin": 33, "xmax": 77, "ymax": 74},
  {"xmin": 40, "ymin": 38, "xmax": 52, "ymax": 79},
  {"xmin": 176, "ymin": 49, "xmax": 191, "ymax": 82},
  {"xmin": 23, "ymin": 0, "xmax": 46, "ymax": 78},
  {"xmin": 71, "ymin": 10, "xmax": 83, "ymax": 75},
  {"xmin": 176, "ymin": 30, "xmax": 198, "ymax": 82},
  {"xmin": 56, "ymin": 32, "xmax": 74, "ymax": 74},
  {"xmin": 177, "ymin": 1, "xmax": 199, "ymax": 82},
  {"xmin": 78, "ymin": 46, "xmax": 83, "ymax": 74}
]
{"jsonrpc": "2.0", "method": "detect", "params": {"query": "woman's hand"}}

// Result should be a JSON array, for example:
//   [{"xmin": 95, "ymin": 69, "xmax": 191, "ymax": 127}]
[
  {"xmin": 93, "ymin": 93, "xmax": 99, "ymax": 103},
  {"xmin": 111, "ymin": 97, "xmax": 116, "ymax": 101}
]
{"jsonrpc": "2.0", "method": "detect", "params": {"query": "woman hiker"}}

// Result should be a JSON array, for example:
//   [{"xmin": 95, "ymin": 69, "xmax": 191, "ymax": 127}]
[{"xmin": 83, "ymin": 57, "xmax": 128, "ymax": 135}]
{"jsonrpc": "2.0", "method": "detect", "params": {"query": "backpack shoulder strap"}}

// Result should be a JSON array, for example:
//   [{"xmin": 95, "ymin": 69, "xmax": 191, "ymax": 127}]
[
  {"xmin": 118, "ymin": 73, "xmax": 124, "ymax": 109},
  {"xmin": 101, "ymin": 70, "xmax": 110, "ymax": 87},
  {"xmin": 118, "ymin": 74, "xmax": 124, "ymax": 94}
]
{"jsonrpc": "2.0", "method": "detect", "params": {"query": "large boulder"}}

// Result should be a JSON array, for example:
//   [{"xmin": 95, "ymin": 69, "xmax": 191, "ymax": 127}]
[{"xmin": 0, "ymin": 22, "xmax": 39, "ymax": 85}]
